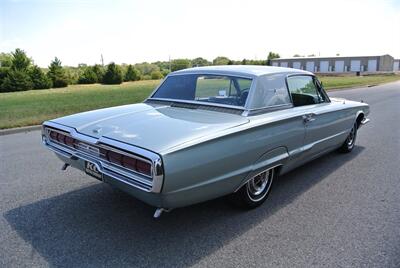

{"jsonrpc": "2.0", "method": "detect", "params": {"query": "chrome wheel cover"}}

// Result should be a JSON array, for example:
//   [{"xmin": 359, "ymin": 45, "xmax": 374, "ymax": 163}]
[
  {"xmin": 347, "ymin": 125, "xmax": 356, "ymax": 148},
  {"xmin": 246, "ymin": 168, "xmax": 274, "ymax": 202}
]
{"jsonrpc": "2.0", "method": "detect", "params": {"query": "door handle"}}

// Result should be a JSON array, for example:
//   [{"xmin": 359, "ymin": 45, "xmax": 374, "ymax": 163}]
[{"xmin": 302, "ymin": 113, "xmax": 316, "ymax": 123}]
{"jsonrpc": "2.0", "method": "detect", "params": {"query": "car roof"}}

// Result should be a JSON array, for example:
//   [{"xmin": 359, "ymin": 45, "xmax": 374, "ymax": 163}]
[{"xmin": 170, "ymin": 65, "xmax": 312, "ymax": 78}]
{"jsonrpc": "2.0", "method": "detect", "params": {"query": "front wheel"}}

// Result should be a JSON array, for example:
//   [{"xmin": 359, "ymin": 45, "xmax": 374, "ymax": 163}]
[
  {"xmin": 232, "ymin": 167, "xmax": 276, "ymax": 209},
  {"xmin": 339, "ymin": 122, "xmax": 358, "ymax": 153}
]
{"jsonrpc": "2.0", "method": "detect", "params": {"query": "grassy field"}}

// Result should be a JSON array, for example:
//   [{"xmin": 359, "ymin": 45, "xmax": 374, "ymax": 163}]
[
  {"xmin": 0, "ymin": 80, "xmax": 160, "ymax": 129},
  {"xmin": 319, "ymin": 74, "xmax": 400, "ymax": 89},
  {"xmin": 1, "ymin": 74, "xmax": 399, "ymax": 129}
]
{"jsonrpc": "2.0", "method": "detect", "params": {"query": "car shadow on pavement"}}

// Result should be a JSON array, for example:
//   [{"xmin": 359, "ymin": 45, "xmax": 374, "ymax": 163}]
[{"xmin": 5, "ymin": 147, "xmax": 364, "ymax": 267}]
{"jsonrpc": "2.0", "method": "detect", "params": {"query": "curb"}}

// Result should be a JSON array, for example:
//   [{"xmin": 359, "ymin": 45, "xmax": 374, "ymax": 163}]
[{"xmin": 0, "ymin": 125, "xmax": 41, "ymax": 136}]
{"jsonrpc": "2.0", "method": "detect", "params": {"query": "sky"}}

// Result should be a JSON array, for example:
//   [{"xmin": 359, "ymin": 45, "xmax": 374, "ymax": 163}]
[{"xmin": 1, "ymin": 0, "xmax": 399, "ymax": 67}]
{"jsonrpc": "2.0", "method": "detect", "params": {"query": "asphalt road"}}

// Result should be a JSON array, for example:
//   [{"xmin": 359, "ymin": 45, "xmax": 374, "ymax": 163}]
[{"xmin": 1, "ymin": 81, "xmax": 399, "ymax": 268}]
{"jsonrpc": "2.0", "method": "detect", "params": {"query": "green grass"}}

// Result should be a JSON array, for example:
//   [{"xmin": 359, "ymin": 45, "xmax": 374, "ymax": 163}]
[
  {"xmin": 0, "ymin": 80, "xmax": 160, "ymax": 129},
  {"xmin": 1, "ymin": 74, "xmax": 399, "ymax": 129},
  {"xmin": 318, "ymin": 74, "xmax": 400, "ymax": 89}
]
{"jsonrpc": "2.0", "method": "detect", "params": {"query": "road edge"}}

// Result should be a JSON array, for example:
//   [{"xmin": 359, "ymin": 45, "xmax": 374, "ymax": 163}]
[{"xmin": 0, "ymin": 125, "xmax": 41, "ymax": 136}]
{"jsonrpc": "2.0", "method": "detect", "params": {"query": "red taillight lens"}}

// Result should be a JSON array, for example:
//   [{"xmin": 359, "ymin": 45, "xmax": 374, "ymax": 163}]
[
  {"xmin": 49, "ymin": 130, "xmax": 58, "ymax": 141},
  {"xmin": 136, "ymin": 160, "xmax": 151, "ymax": 176},
  {"xmin": 56, "ymin": 133, "xmax": 66, "ymax": 143},
  {"xmin": 108, "ymin": 151, "xmax": 122, "ymax": 165},
  {"xmin": 122, "ymin": 155, "xmax": 137, "ymax": 170},
  {"xmin": 65, "ymin": 136, "xmax": 75, "ymax": 147}
]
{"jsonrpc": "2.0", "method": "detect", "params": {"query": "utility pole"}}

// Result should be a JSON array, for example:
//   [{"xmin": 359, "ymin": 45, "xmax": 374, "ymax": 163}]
[
  {"xmin": 169, "ymin": 55, "xmax": 171, "ymax": 72},
  {"xmin": 101, "ymin": 54, "xmax": 104, "ymax": 66}
]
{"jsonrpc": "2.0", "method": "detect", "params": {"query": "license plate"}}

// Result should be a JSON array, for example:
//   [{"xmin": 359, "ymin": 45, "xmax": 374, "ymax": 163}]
[{"xmin": 85, "ymin": 161, "xmax": 103, "ymax": 181}]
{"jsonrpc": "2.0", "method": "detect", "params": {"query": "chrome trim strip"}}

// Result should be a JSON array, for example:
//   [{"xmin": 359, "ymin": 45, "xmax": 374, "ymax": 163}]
[
  {"xmin": 147, "ymin": 98, "xmax": 246, "ymax": 111},
  {"xmin": 42, "ymin": 122, "xmax": 164, "ymax": 193}
]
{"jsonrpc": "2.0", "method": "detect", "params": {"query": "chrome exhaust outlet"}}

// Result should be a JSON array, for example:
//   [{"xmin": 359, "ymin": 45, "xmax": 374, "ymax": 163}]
[{"xmin": 153, "ymin": 208, "xmax": 172, "ymax": 218}]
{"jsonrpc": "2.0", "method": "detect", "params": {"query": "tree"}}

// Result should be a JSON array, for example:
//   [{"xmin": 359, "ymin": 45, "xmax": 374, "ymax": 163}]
[
  {"xmin": 0, "ymin": 53, "xmax": 12, "ymax": 67},
  {"xmin": 213, "ymin": 56, "xmax": 231, "ymax": 65},
  {"xmin": 47, "ymin": 57, "xmax": 68, "ymax": 88},
  {"xmin": 78, "ymin": 67, "xmax": 98, "ymax": 84},
  {"xmin": 134, "ymin": 62, "xmax": 160, "ymax": 76},
  {"xmin": 171, "ymin": 59, "xmax": 191, "ymax": 72},
  {"xmin": 150, "ymin": 70, "xmax": 163, "ymax": 80},
  {"xmin": 11, "ymin": 48, "xmax": 31, "ymax": 71},
  {"xmin": 0, "ymin": 70, "xmax": 32, "ymax": 92},
  {"xmin": 191, "ymin": 57, "xmax": 210, "ymax": 67},
  {"xmin": 293, "ymin": 54, "xmax": 303, "ymax": 57},
  {"xmin": 92, "ymin": 64, "xmax": 105, "ymax": 83},
  {"xmin": 124, "ymin": 64, "xmax": 140, "ymax": 81},
  {"xmin": 103, "ymin": 62, "xmax": 123, "ymax": 84},
  {"xmin": 266, "ymin": 52, "xmax": 280, "ymax": 65},
  {"xmin": 29, "ymin": 65, "xmax": 52, "ymax": 89}
]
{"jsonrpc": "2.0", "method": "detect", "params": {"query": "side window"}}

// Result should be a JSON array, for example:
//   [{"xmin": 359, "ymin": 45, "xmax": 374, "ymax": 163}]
[
  {"xmin": 247, "ymin": 74, "xmax": 291, "ymax": 109},
  {"xmin": 287, "ymin": 76, "xmax": 325, "ymax": 107}
]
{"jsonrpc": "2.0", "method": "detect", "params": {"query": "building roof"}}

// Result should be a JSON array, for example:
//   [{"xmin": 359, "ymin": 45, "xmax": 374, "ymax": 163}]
[{"xmin": 171, "ymin": 65, "xmax": 310, "ymax": 78}]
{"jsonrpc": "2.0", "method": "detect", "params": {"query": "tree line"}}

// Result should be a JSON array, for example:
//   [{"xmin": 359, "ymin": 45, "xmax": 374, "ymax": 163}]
[{"xmin": 0, "ymin": 49, "xmax": 280, "ymax": 93}]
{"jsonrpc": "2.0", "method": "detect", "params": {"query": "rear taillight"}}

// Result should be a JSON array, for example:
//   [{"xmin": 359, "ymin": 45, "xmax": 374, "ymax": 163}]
[
  {"xmin": 106, "ymin": 150, "xmax": 152, "ymax": 177},
  {"xmin": 136, "ymin": 160, "xmax": 151, "ymax": 175},
  {"xmin": 47, "ymin": 128, "xmax": 152, "ymax": 177}
]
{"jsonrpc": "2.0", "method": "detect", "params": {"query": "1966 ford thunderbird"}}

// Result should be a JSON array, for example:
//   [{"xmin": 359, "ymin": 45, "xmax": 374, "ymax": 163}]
[{"xmin": 42, "ymin": 65, "xmax": 370, "ymax": 217}]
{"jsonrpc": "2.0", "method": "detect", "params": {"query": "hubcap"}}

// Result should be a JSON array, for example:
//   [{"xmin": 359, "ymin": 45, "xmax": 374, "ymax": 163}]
[
  {"xmin": 246, "ymin": 169, "xmax": 273, "ymax": 202},
  {"xmin": 347, "ymin": 126, "xmax": 356, "ymax": 147}
]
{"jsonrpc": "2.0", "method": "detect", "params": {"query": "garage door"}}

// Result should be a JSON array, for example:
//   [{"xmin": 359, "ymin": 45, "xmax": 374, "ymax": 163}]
[
  {"xmin": 306, "ymin": 61, "xmax": 315, "ymax": 72},
  {"xmin": 350, "ymin": 60, "xmax": 361, "ymax": 72},
  {"xmin": 368, "ymin": 59, "xmax": 377, "ymax": 72},
  {"xmin": 272, "ymin": 62, "xmax": 279, "ymax": 67},
  {"xmin": 320, "ymin": 61, "xmax": 329, "ymax": 72},
  {"xmin": 394, "ymin": 61, "xmax": 400, "ymax": 71},
  {"xmin": 292, "ymin": 62, "xmax": 301, "ymax": 69},
  {"xmin": 335, "ymin": 61, "xmax": 344, "ymax": 72},
  {"xmin": 280, "ymin": 62, "xmax": 288, "ymax": 67}
]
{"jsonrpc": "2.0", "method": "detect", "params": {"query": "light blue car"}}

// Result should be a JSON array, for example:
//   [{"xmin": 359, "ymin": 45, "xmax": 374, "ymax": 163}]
[{"xmin": 42, "ymin": 66, "xmax": 370, "ymax": 217}]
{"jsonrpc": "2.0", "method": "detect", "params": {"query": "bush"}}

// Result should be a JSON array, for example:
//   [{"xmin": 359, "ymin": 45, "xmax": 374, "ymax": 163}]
[
  {"xmin": 150, "ymin": 70, "xmax": 163, "ymax": 80},
  {"xmin": 47, "ymin": 57, "xmax": 68, "ymax": 88},
  {"xmin": 171, "ymin": 59, "xmax": 191, "ymax": 72},
  {"xmin": 213, "ymin": 56, "xmax": 232, "ymax": 65},
  {"xmin": 102, "ymin": 62, "xmax": 123, "ymax": 84},
  {"xmin": 29, "ymin": 65, "xmax": 52, "ymax": 89},
  {"xmin": 0, "ymin": 69, "xmax": 32, "ymax": 92},
  {"xmin": 124, "ymin": 65, "xmax": 140, "ymax": 81},
  {"xmin": 78, "ymin": 67, "xmax": 98, "ymax": 84}
]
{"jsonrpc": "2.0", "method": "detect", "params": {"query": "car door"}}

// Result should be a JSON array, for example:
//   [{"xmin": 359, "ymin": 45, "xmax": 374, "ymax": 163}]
[{"xmin": 286, "ymin": 75, "xmax": 348, "ymax": 161}]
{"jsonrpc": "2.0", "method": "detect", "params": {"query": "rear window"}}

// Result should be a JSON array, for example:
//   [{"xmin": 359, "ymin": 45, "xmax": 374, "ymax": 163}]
[{"xmin": 151, "ymin": 74, "xmax": 252, "ymax": 107}]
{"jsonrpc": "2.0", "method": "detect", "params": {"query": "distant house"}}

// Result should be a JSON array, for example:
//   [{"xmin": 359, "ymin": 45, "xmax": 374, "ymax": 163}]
[{"xmin": 271, "ymin": 55, "xmax": 396, "ymax": 73}]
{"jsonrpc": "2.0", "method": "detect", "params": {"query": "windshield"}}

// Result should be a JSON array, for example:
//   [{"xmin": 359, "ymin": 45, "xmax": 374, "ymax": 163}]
[{"xmin": 151, "ymin": 74, "xmax": 252, "ymax": 107}]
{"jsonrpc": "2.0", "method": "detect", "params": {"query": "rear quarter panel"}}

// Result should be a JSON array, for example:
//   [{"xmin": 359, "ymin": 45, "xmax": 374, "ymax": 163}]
[{"xmin": 159, "ymin": 110, "xmax": 305, "ymax": 208}]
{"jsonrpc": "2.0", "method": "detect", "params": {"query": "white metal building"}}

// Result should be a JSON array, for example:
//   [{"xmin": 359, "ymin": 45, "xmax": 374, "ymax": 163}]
[{"xmin": 271, "ymin": 55, "xmax": 396, "ymax": 73}]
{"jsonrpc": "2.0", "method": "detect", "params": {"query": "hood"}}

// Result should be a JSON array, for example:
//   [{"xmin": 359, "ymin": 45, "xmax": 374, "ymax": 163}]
[{"xmin": 51, "ymin": 103, "xmax": 249, "ymax": 153}]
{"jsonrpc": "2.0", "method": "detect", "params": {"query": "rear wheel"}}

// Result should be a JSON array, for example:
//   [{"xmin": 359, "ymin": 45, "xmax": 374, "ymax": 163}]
[
  {"xmin": 233, "ymin": 167, "xmax": 276, "ymax": 208},
  {"xmin": 339, "ymin": 122, "xmax": 357, "ymax": 153}
]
